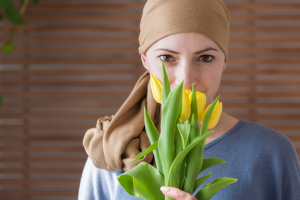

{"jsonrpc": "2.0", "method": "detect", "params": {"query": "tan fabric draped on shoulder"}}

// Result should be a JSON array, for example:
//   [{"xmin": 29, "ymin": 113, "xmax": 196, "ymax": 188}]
[{"xmin": 83, "ymin": 70, "xmax": 161, "ymax": 172}]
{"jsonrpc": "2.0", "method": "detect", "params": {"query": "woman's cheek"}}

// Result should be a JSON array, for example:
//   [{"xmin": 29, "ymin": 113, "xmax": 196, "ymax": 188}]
[{"xmin": 206, "ymin": 72, "xmax": 222, "ymax": 101}]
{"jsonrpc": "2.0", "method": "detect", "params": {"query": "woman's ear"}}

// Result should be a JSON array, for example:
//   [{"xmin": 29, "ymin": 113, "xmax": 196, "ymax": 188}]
[{"xmin": 141, "ymin": 53, "xmax": 148, "ymax": 70}]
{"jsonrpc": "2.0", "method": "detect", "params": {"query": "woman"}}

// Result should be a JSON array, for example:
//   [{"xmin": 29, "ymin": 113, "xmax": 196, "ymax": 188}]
[{"xmin": 79, "ymin": 0, "xmax": 300, "ymax": 199}]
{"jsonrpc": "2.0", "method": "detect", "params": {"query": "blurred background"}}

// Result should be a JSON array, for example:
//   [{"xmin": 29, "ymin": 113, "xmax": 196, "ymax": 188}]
[{"xmin": 0, "ymin": 0, "xmax": 299, "ymax": 199}]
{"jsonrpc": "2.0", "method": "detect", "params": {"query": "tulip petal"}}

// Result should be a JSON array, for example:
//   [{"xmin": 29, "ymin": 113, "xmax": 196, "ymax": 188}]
[
  {"xmin": 150, "ymin": 74, "xmax": 162, "ymax": 103},
  {"xmin": 207, "ymin": 101, "xmax": 222, "ymax": 129},
  {"xmin": 179, "ymin": 89, "xmax": 191, "ymax": 122}
]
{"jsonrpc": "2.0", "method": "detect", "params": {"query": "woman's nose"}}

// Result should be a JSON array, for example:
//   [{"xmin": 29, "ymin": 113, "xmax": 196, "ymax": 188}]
[{"xmin": 174, "ymin": 66, "xmax": 197, "ymax": 90}]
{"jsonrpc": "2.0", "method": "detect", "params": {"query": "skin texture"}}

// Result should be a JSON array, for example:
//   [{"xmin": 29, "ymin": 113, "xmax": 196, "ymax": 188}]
[{"xmin": 141, "ymin": 32, "xmax": 239, "ymax": 199}]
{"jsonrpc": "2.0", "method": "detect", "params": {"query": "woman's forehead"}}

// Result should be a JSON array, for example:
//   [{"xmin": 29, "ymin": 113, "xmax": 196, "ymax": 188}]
[{"xmin": 150, "ymin": 32, "xmax": 220, "ymax": 52}]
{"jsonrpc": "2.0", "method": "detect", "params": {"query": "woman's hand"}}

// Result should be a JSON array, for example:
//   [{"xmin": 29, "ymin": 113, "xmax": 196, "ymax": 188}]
[{"xmin": 160, "ymin": 186, "xmax": 197, "ymax": 200}]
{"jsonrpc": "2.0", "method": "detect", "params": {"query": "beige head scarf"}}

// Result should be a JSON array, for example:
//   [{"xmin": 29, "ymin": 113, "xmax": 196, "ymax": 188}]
[
  {"xmin": 83, "ymin": 0, "xmax": 231, "ymax": 172},
  {"xmin": 139, "ymin": 0, "xmax": 231, "ymax": 61}
]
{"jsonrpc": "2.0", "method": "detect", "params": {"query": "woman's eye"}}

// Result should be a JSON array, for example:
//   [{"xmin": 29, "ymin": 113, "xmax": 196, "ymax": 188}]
[
  {"xmin": 200, "ymin": 55, "xmax": 214, "ymax": 62},
  {"xmin": 160, "ymin": 55, "xmax": 174, "ymax": 62}
]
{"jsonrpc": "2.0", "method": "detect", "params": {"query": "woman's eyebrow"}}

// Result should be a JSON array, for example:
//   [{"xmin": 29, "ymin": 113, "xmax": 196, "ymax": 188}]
[{"xmin": 155, "ymin": 47, "xmax": 218, "ymax": 54}]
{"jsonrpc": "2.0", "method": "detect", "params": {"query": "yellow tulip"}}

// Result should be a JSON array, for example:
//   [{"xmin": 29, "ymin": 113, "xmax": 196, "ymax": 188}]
[
  {"xmin": 179, "ymin": 89, "xmax": 191, "ymax": 122},
  {"xmin": 150, "ymin": 74, "xmax": 162, "ymax": 103},
  {"xmin": 201, "ymin": 100, "xmax": 222, "ymax": 129},
  {"xmin": 188, "ymin": 92, "xmax": 206, "ymax": 121},
  {"xmin": 184, "ymin": 88, "xmax": 191, "ymax": 97}
]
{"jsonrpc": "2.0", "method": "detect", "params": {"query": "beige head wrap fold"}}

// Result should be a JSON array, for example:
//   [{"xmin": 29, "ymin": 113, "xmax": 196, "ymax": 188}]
[
  {"xmin": 83, "ymin": 71, "xmax": 160, "ymax": 172},
  {"xmin": 83, "ymin": 0, "xmax": 231, "ymax": 172},
  {"xmin": 139, "ymin": 0, "xmax": 231, "ymax": 61}
]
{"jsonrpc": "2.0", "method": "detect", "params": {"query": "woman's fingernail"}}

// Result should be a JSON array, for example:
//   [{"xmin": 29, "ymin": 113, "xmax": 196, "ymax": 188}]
[{"xmin": 160, "ymin": 186, "xmax": 170, "ymax": 193}]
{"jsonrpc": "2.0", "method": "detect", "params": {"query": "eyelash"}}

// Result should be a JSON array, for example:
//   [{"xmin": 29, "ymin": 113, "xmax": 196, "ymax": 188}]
[{"xmin": 159, "ymin": 55, "xmax": 214, "ymax": 63}]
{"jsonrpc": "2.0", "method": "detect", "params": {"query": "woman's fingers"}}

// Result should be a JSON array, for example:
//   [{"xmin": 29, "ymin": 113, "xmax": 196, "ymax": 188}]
[{"xmin": 160, "ymin": 186, "xmax": 197, "ymax": 200}]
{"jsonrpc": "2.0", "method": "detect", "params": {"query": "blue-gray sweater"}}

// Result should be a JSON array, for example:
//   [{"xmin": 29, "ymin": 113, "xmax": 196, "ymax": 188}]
[{"xmin": 78, "ymin": 119, "xmax": 300, "ymax": 200}]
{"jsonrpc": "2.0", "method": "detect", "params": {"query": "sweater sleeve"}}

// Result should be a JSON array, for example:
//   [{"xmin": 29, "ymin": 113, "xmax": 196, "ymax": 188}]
[
  {"xmin": 279, "ymin": 135, "xmax": 300, "ymax": 199},
  {"xmin": 78, "ymin": 157, "xmax": 144, "ymax": 200},
  {"xmin": 256, "ymin": 126, "xmax": 300, "ymax": 200}
]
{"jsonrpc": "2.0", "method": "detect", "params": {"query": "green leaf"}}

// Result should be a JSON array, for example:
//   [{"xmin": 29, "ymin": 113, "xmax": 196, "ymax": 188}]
[
  {"xmin": 183, "ymin": 113, "xmax": 204, "ymax": 194},
  {"xmin": 179, "ymin": 157, "xmax": 186, "ymax": 189},
  {"xmin": 1, "ymin": 41, "xmax": 13, "ymax": 53},
  {"xmin": 176, "ymin": 123, "xmax": 190, "ymax": 149},
  {"xmin": 5, "ymin": 5, "xmax": 23, "ymax": 24},
  {"xmin": 161, "ymin": 61, "xmax": 170, "ymax": 107},
  {"xmin": 0, "ymin": 0, "xmax": 14, "ymax": 8},
  {"xmin": 200, "ymin": 95, "xmax": 220, "ymax": 136},
  {"xmin": 131, "ymin": 141, "xmax": 158, "ymax": 162},
  {"xmin": 193, "ymin": 172, "xmax": 211, "ymax": 192},
  {"xmin": 117, "ymin": 162, "xmax": 165, "ymax": 200},
  {"xmin": 132, "ymin": 149, "xmax": 147, "ymax": 162},
  {"xmin": 33, "ymin": 0, "xmax": 41, "ymax": 4},
  {"xmin": 167, "ymin": 130, "xmax": 213, "ymax": 189},
  {"xmin": 158, "ymin": 80, "xmax": 183, "ymax": 183},
  {"xmin": 0, "ymin": 13, "xmax": 2, "ymax": 20},
  {"xmin": 144, "ymin": 107, "xmax": 163, "ymax": 175},
  {"xmin": 174, "ymin": 123, "xmax": 183, "ymax": 159},
  {"xmin": 188, "ymin": 83, "xmax": 198, "ymax": 124},
  {"xmin": 200, "ymin": 157, "xmax": 226, "ymax": 173},
  {"xmin": 195, "ymin": 177, "xmax": 238, "ymax": 200}
]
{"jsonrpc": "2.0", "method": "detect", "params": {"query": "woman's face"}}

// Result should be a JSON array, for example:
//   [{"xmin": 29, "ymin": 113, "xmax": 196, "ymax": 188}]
[{"xmin": 141, "ymin": 32, "xmax": 226, "ymax": 105}]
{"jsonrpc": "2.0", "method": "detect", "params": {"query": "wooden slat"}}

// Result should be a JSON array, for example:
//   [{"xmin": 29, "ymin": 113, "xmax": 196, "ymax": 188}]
[
  {"xmin": 0, "ymin": 25, "xmax": 140, "ymax": 32},
  {"xmin": 0, "ymin": 125, "xmax": 90, "ymax": 130},
  {"xmin": 1, "ymin": 102, "xmax": 122, "ymax": 108},
  {"xmin": 2, "ymin": 102, "xmax": 300, "ymax": 109},
  {"xmin": 0, "ymin": 70, "xmax": 145, "ymax": 76},
  {"xmin": 0, "ymin": 135, "xmax": 82, "ymax": 141},
  {"xmin": 0, "ymin": 58, "xmax": 141, "ymax": 64},
  {"xmin": 0, "ymin": 36, "xmax": 139, "ymax": 42},
  {"xmin": 0, "ymin": 92, "xmax": 129, "ymax": 97},
  {"xmin": 0, "ymin": 168, "xmax": 83, "ymax": 174},
  {"xmin": 2, "ymin": 80, "xmax": 300, "ymax": 87},
  {"xmin": 1, "ymin": 25, "xmax": 300, "ymax": 32},
  {"xmin": 0, "ymin": 179, "xmax": 80, "ymax": 186},
  {"xmin": 2, "ymin": 37, "xmax": 300, "ymax": 43},
  {"xmin": 11, "ymin": 47, "xmax": 139, "ymax": 54},
  {"xmin": 0, "ymin": 157, "xmax": 86, "ymax": 163},
  {"xmin": 25, "ymin": 4, "xmax": 145, "ymax": 11},
  {"xmin": 1, "ymin": 58, "xmax": 300, "ymax": 64},
  {"xmin": 231, "ymin": 14, "xmax": 300, "ymax": 20},
  {"xmin": 232, "ymin": 114, "xmax": 300, "ymax": 120},
  {"xmin": 2, "ymin": 92, "xmax": 300, "ymax": 98},
  {"xmin": 23, "ymin": 14, "xmax": 300, "ymax": 21},
  {"xmin": 0, "ymin": 146, "xmax": 84, "ymax": 152},
  {"xmin": 21, "ymin": 4, "xmax": 300, "ymax": 11},
  {"xmin": 25, "ymin": 14, "xmax": 143, "ymax": 21},
  {"xmin": 2, "ymin": 69, "xmax": 300, "ymax": 76},
  {"xmin": 0, "ymin": 190, "xmax": 77, "ymax": 196},
  {"xmin": 2, "ymin": 47, "xmax": 300, "ymax": 54},
  {"xmin": 1, "ymin": 124, "xmax": 300, "ymax": 132},
  {"xmin": 1, "ymin": 113, "xmax": 300, "ymax": 120},
  {"xmin": 224, "ymin": 103, "xmax": 300, "ymax": 109},
  {"xmin": 268, "ymin": 126, "xmax": 300, "ymax": 131}
]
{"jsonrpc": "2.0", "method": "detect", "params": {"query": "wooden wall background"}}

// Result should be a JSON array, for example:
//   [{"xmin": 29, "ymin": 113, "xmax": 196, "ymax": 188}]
[{"xmin": 0, "ymin": 0, "xmax": 299, "ymax": 199}]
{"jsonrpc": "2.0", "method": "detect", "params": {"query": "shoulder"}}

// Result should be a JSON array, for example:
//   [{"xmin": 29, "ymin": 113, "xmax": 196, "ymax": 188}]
[{"xmin": 238, "ymin": 120, "xmax": 297, "ymax": 160}]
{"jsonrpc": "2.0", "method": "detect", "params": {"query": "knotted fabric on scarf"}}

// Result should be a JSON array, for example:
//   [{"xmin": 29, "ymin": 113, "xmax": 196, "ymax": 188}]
[{"xmin": 83, "ymin": 70, "xmax": 160, "ymax": 172}]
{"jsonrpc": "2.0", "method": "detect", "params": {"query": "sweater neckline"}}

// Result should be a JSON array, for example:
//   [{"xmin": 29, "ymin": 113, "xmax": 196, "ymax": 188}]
[{"xmin": 204, "ymin": 119, "xmax": 245, "ymax": 150}]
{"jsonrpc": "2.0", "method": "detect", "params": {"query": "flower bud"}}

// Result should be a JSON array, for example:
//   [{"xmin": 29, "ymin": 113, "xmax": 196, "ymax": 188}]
[
  {"xmin": 189, "ymin": 92, "xmax": 206, "ymax": 121},
  {"xmin": 201, "ymin": 100, "xmax": 222, "ymax": 129},
  {"xmin": 150, "ymin": 74, "xmax": 162, "ymax": 103}
]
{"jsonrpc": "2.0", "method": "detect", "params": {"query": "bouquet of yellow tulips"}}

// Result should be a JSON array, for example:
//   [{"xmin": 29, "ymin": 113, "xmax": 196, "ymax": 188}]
[{"xmin": 117, "ymin": 62, "xmax": 237, "ymax": 200}]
